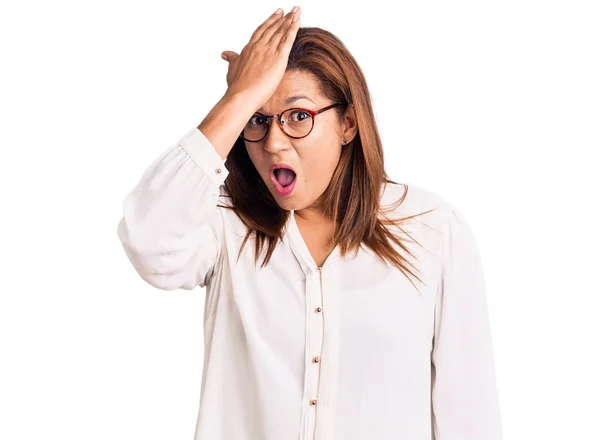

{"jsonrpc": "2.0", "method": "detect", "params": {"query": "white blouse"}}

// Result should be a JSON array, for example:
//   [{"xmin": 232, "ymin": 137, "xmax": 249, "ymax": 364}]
[{"xmin": 117, "ymin": 126, "xmax": 503, "ymax": 440}]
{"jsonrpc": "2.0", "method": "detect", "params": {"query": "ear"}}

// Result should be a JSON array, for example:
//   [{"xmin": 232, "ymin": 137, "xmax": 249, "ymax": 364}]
[{"xmin": 341, "ymin": 103, "xmax": 358, "ymax": 145}]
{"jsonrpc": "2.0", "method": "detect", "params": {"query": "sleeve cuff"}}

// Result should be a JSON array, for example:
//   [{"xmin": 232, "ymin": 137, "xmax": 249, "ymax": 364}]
[{"xmin": 177, "ymin": 127, "xmax": 230, "ymax": 186}]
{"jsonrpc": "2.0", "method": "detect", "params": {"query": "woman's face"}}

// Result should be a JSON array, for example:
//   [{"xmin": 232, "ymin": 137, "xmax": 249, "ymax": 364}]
[{"xmin": 244, "ymin": 70, "xmax": 356, "ymax": 212}]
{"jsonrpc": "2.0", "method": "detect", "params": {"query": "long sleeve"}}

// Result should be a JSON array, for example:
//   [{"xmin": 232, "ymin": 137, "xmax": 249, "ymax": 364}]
[
  {"xmin": 431, "ymin": 202, "xmax": 503, "ymax": 440},
  {"xmin": 117, "ymin": 127, "xmax": 229, "ymax": 291}
]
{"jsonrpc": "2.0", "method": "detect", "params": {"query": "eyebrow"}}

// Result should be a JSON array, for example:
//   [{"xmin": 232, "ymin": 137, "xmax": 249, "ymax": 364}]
[{"xmin": 257, "ymin": 95, "xmax": 315, "ymax": 113}]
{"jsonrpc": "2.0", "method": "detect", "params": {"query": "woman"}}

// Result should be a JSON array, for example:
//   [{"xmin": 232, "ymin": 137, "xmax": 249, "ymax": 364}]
[{"xmin": 117, "ymin": 6, "xmax": 503, "ymax": 440}]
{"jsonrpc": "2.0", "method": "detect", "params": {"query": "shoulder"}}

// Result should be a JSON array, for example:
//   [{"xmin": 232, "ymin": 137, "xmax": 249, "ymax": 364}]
[
  {"xmin": 379, "ymin": 182, "xmax": 481, "ymax": 267},
  {"xmin": 381, "ymin": 182, "xmax": 481, "ymax": 256},
  {"xmin": 379, "ymin": 180, "xmax": 449, "ymax": 221},
  {"xmin": 378, "ymin": 181, "xmax": 480, "ymax": 250}
]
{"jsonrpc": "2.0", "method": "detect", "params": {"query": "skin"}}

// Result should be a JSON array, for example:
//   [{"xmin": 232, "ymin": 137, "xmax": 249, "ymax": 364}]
[{"xmin": 244, "ymin": 70, "xmax": 358, "ymax": 232}]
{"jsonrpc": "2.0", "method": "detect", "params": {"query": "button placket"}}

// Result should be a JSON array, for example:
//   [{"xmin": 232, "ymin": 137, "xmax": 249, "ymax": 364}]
[
  {"xmin": 307, "ymin": 265, "xmax": 325, "ymax": 440},
  {"xmin": 286, "ymin": 214, "xmax": 338, "ymax": 440},
  {"xmin": 304, "ymin": 267, "xmax": 325, "ymax": 439},
  {"xmin": 307, "ymin": 268, "xmax": 323, "ymax": 407}
]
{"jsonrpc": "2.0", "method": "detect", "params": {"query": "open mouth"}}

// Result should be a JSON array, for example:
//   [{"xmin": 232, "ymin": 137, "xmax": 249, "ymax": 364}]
[
  {"xmin": 273, "ymin": 168, "xmax": 296, "ymax": 187},
  {"xmin": 270, "ymin": 166, "xmax": 297, "ymax": 196}
]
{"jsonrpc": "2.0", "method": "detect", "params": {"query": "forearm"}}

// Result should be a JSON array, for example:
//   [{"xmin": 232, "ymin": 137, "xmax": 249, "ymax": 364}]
[{"xmin": 198, "ymin": 92, "xmax": 257, "ymax": 160}]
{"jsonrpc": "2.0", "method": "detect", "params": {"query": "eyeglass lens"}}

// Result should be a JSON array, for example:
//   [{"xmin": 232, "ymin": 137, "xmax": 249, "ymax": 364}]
[{"xmin": 243, "ymin": 109, "xmax": 313, "ymax": 141}]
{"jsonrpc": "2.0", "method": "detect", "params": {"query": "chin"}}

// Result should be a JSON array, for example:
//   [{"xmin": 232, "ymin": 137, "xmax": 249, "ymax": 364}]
[
  {"xmin": 263, "ymin": 176, "xmax": 303, "ymax": 210},
  {"xmin": 272, "ymin": 194, "xmax": 300, "ymax": 211}
]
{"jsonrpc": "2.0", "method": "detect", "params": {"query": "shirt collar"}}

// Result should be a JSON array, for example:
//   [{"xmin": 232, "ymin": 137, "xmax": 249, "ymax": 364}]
[{"xmin": 284, "ymin": 210, "xmax": 340, "ymax": 275}]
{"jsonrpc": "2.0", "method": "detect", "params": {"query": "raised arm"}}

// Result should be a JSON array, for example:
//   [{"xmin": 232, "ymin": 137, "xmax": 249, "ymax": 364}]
[
  {"xmin": 116, "ymin": 124, "xmax": 231, "ymax": 291},
  {"xmin": 117, "ymin": 6, "xmax": 303, "ymax": 290}
]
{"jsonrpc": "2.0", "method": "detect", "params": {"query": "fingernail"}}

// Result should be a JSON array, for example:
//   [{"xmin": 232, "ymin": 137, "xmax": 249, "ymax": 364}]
[
  {"xmin": 221, "ymin": 54, "xmax": 228, "ymax": 61},
  {"xmin": 275, "ymin": 8, "xmax": 282, "ymax": 14},
  {"xmin": 292, "ymin": 6, "xmax": 298, "ymax": 12}
]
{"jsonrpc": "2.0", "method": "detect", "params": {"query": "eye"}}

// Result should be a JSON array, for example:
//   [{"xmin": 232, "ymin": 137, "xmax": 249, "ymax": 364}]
[
  {"xmin": 249, "ymin": 114, "xmax": 267, "ymax": 126},
  {"xmin": 288, "ymin": 110, "xmax": 311, "ymax": 122}
]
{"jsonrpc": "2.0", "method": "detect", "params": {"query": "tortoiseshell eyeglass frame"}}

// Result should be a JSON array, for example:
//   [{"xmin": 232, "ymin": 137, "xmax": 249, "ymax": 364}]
[{"xmin": 239, "ymin": 102, "xmax": 349, "ymax": 142}]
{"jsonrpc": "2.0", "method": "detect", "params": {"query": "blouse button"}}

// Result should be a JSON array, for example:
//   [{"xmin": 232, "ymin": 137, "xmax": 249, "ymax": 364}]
[
  {"xmin": 310, "ymin": 399, "xmax": 318, "ymax": 405},
  {"xmin": 215, "ymin": 168, "xmax": 222, "ymax": 174},
  {"xmin": 313, "ymin": 356, "xmax": 321, "ymax": 363},
  {"xmin": 315, "ymin": 307, "xmax": 322, "ymax": 313}
]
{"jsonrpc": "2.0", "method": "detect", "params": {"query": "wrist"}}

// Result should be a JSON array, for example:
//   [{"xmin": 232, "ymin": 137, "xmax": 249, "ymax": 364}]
[{"xmin": 221, "ymin": 90, "xmax": 260, "ymax": 115}]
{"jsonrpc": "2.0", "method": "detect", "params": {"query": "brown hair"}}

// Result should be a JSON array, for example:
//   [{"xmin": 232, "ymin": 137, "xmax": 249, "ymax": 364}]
[{"xmin": 219, "ymin": 27, "xmax": 438, "ymax": 293}]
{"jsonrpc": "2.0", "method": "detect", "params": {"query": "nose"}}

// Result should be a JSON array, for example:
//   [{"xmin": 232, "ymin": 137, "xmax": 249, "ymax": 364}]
[{"xmin": 262, "ymin": 118, "xmax": 291, "ymax": 154}]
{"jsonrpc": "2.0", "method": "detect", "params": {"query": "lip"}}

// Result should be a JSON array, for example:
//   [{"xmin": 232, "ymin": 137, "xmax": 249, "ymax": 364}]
[
  {"xmin": 269, "ymin": 163, "xmax": 296, "ymax": 174},
  {"xmin": 269, "ymin": 163, "xmax": 297, "ymax": 197}
]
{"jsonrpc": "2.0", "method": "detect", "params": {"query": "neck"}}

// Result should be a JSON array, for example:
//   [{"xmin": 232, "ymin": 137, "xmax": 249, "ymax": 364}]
[
  {"xmin": 294, "ymin": 207, "xmax": 335, "ymax": 240},
  {"xmin": 294, "ymin": 206, "xmax": 328, "ymax": 225}
]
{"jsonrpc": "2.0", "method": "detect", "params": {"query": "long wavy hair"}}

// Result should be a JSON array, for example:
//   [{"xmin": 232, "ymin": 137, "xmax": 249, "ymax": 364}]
[{"xmin": 219, "ymin": 26, "xmax": 438, "ymax": 293}]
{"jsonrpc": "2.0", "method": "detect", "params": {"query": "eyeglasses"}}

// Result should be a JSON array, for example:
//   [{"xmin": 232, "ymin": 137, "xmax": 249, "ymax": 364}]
[{"xmin": 240, "ymin": 102, "xmax": 348, "ymax": 142}]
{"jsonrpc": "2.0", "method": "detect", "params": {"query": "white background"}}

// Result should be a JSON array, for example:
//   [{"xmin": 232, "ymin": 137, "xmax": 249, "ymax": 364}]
[{"xmin": 1, "ymin": 0, "xmax": 598, "ymax": 439}]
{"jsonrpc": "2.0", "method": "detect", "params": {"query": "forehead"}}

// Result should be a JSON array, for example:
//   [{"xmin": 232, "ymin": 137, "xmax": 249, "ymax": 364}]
[{"xmin": 258, "ymin": 71, "xmax": 323, "ymax": 112}]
